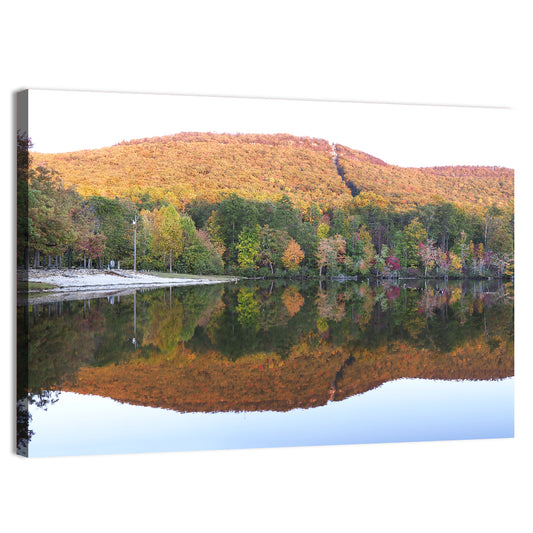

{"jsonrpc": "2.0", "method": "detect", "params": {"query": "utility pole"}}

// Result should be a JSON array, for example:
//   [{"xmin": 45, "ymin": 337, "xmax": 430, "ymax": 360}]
[{"xmin": 132, "ymin": 215, "xmax": 138, "ymax": 271}]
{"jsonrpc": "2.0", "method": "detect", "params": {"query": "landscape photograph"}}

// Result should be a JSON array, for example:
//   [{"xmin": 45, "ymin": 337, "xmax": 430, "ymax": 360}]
[{"xmin": 17, "ymin": 89, "xmax": 514, "ymax": 457}]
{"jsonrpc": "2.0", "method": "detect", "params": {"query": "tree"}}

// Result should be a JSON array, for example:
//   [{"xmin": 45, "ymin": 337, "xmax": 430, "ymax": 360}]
[
  {"xmin": 317, "ymin": 239, "xmax": 334, "ymax": 277},
  {"xmin": 418, "ymin": 240, "xmax": 438, "ymax": 277},
  {"xmin": 341, "ymin": 214, "xmax": 362, "ymax": 258},
  {"xmin": 316, "ymin": 235, "xmax": 346, "ymax": 277},
  {"xmin": 79, "ymin": 233, "xmax": 107, "ymax": 268},
  {"xmin": 179, "ymin": 229, "xmax": 224, "ymax": 275},
  {"xmin": 304, "ymin": 204, "xmax": 322, "ymax": 225},
  {"xmin": 180, "ymin": 214, "xmax": 198, "ymax": 246},
  {"xmin": 317, "ymin": 222, "xmax": 330, "ymax": 240},
  {"xmin": 152, "ymin": 205, "xmax": 184, "ymax": 271},
  {"xmin": 186, "ymin": 198, "xmax": 217, "ymax": 229},
  {"xmin": 372, "ymin": 245, "xmax": 400, "ymax": 277},
  {"xmin": 87, "ymin": 196, "xmax": 139, "ymax": 267},
  {"xmin": 470, "ymin": 241, "xmax": 484, "ymax": 276},
  {"xmin": 272, "ymin": 194, "xmax": 299, "ymax": 233},
  {"xmin": 282, "ymin": 238, "xmax": 305, "ymax": 271},
  {"xmin": 353, "ymin": 225, "xmax": 376, "ymax": 275},
  {"xmin": 17, "ymin": 133, "xmax": 31, "ymax": 267},
  {"xmin": 386, "ymin": 255, "xmax": 401, "ymax": 274},
  {"xmin": 435, "ymin": 249, "xmax": 460, "ymax": 280},
  {"xmin": 206, "ymin": 210, "xmax": 226, "ymax": 255},
  {"xmin": 292, "ymin": 221, "xmax": 318, "ymax": 270},
  {"xmin": 217, "ymin": 194, "xmax": 259, "ymax": 247},
  {"xmin": 236, "ymin": 225, "xmax": 261, "ymax": 270},
  {"xmin": 434, "ymin": 202, "xmax": 460, "ymax": 252},
  {"xmin": 259, "ymin": 226, "xmax": 289, "ymax": 274},
  {"xmin": 403, "ymin": 217, "xmax": 427, "ymax": 269},
  {"xmin": 28, "ymin": 165, "xmax": 77, "ymax": 267},
  {"xmin": 454, "ymin": 231, "xmax": 469, "ymax": 273},
  {"xmin": 490, "ymin": 252, "xmax": 512, "ymax": 278}
]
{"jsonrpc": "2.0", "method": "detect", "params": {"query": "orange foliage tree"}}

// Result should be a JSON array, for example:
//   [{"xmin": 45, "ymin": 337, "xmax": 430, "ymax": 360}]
[{"xmin": 282, "ymin": 238, "xmax": 305, "ymax": 271}]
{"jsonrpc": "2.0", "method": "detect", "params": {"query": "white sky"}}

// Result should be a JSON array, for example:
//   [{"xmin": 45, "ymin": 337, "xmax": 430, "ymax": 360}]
[{"xmin": 28, "ymin": 89, "xmax": 513, "ymax": 168}]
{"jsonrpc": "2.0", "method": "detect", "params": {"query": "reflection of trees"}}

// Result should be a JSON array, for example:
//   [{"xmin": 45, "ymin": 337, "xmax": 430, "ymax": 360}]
[
  {"xmin": 194, "ymin": 283, "xmax": 313, "ymax": 360},
  {"xmin": 316, "ymin": 287, "xmax": 345, "ymax": 322},
  {"xmin": 143, "ymin": 299, "xmax": 186, "ymax": 352},
  {"xmin": 18, "ymin": 299, "xmax": 108, "ymax": 453},
  {"xmin": 23, "ymin": 279, "xmax": 514, "ymax": 419},
  {"xmin": 281, "ymin": 286, "xmax": 304, "ymax": 317},
  {"xmin": 353, "ymin": 284, "xmax": 374, "ymax": 329},
  {"xmin": 141, "ymin": 284, "xmax": 225, "ymax": 356},
  {"xmin": 236, "ymin": 287, "xmax": 260, "ymax": 331},
  {"xmin": 16, "ymin": 399, "xmax": 33, "ymax": 456},
  {"xmin": 23, "ymin": 301, "xmax": 107, "ymax": 393}
]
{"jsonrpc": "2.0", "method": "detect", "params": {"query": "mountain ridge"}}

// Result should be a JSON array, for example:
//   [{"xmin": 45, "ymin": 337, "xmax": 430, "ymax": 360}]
[{"xmin": 32, "ymin": 132, "xmax": 514, "ymax": 211}]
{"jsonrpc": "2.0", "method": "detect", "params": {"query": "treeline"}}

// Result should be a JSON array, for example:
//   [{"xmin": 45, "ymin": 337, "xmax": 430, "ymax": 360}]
[
  {"xmin": 19, "ymin": 134, "xmax": 514, "ymax": 278},
  {"xmin": 184, "ymin": 191, "xmax": 514, "ymax": 279}
]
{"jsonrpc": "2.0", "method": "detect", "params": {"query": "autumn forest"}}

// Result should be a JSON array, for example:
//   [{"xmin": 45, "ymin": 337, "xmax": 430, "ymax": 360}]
[{"xmin": 18, "ymin": 132, "xmax": 514, "ymax": 279}]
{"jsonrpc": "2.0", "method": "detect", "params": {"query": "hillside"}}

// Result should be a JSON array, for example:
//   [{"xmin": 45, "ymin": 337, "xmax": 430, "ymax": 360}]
[
  {"xmin": 335, "ymin": 143, "xmax": 513, "ymax": 209},
  {"xmin": 32, "ymin": 133, "xmax": 352, "ymax": 210},
  {"xmin": 32, "ymin": 132, "xmax": 514, "ymax": 211}
]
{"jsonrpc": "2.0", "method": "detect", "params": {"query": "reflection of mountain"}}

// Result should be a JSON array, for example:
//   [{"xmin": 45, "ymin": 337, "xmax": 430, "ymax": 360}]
[
  {"xmin": 333, "ymin": 339, "xmax": 512, "ymax": 401},
  {"xmin": 21, "ymin": 280, "xmax": 514, "ymax": 416},
  {"xmin": 59, "ymin": 333, "xmax": 513, "ymax": 413}
]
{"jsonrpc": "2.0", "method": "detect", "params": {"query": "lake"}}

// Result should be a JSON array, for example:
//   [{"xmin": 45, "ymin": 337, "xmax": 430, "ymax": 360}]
[{"xmin": 17, "ymin": 278, "xmax": 514, "ymax": 457}]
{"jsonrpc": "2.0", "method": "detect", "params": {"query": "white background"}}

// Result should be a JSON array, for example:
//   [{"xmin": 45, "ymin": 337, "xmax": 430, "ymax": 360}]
[
  {"xmin": 1, "ymin": 1, "xmax": 531, "ymax": 532},
  {"xmin": 28, "ymin": 90, "xmax": 513, "ymax": 168}
]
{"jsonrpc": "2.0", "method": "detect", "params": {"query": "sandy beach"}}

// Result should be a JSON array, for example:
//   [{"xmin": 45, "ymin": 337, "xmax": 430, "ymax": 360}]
[{"xmin": 21, "ymin": 268, "xmax": 238, "ymax": 293}]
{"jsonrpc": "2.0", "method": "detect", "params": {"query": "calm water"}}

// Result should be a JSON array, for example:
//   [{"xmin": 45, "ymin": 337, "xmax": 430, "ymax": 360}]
[{"xmin": 17, "ymin": 279, "xmax": 514, "ymax": 457}]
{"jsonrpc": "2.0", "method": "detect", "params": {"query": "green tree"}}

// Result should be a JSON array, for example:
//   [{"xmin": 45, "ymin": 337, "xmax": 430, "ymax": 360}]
[
  {"xmin": 217, "ymin": 194, "xmax": 259, "ymax": 247},
  {"xmin": 87, "ymin": 196, "xmax": 139, "ymax": 267},
  {"xmin": 259, "ymin": 225, "xmax": 289, "ymax": 274},
  {"xmin": 28, "ymin": 165, "xmax": 77, "ymax": 267},
  {"xmin": 17, "ymin": 133, "xmax": 31, "ymax": 267},
  {"xmin": 180, "ymin": 214, "xmax": 198, "ymax": 245},
  {"xmin": 152, "ymin": 205, "xmax": 184, "ymax": 271},
  {"xmin": 272, "ymin": 194, "xmax": 299, "ymax": 233},
  {"xmin": 403, "ymin": 217, "xmax": 427, "ymax": 269},
  {"xmin": 179, "ymin": 230, "xmax": 224, "ymax": 275},
  {"xmin": 317, "ymin": 222, "xmax": 330, "ymax": 240},
  {"xmin": 236, "ymin": 225, "xmax": 261, "ymax": 270},
  {"xmin": 292, "ymin": 221, "xmax": 319, "ymax": 270}
]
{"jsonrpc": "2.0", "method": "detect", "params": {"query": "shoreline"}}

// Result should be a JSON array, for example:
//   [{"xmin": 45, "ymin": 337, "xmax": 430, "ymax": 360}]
[
  {"xmin": 16, "ymin": 268, "xmax": 511, "ymax": 305},
  {"xmin": 18, "ymin": 268, "xmax": 239, "ymax": 295},
  {"xmin": 18, "ymin": 268, "xmax": 511, "ymax": 291}
]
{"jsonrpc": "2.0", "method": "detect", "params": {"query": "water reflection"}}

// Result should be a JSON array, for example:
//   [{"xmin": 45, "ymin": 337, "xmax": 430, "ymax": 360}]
[{"xmin": 17, "ymin": 279, "xmax": 514, "ymax": 454}]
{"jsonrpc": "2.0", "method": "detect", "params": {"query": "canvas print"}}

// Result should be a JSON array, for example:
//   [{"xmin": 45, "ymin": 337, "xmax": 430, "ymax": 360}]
[{"xmin": 16, "ymin": 90, "xmax": 514, "ymax": 457}]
